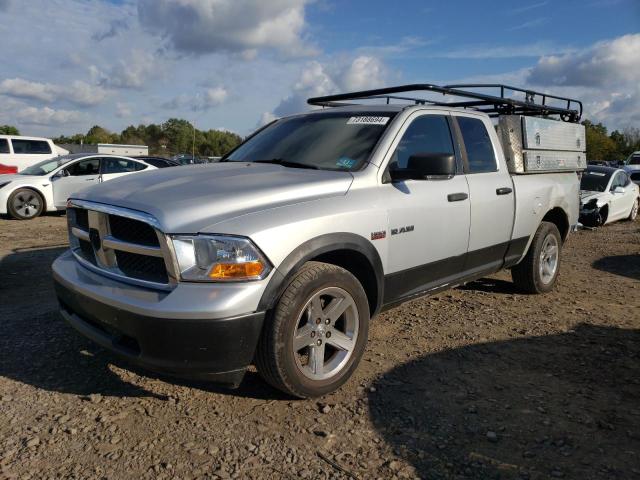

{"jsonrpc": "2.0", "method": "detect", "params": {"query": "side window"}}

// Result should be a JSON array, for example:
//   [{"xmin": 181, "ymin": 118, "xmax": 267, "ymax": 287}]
[
  {"xmin": 457, "ymin": 117, "xmax": 497, "ymax": 173},
  {"xmin": 66, "ymin": 158, "xmax": 100, "ymax": 176},
  {"xmin": 10, "ymin": 139, "xmax": 52, "ymax": 155},
  {"xmin": 612, "ymin": 172, "xmax": 628, "ymax": 189},
  {"xmin": 0, "ymin": 139, "xmax": 9, "ymax": 154},
  {"xmin": 102, "ymin": 158, "xmax": 145, "ymax": 174},
  {"xmin": 389, "ymin": 115, "xmax": 455, "ymax": 171}
]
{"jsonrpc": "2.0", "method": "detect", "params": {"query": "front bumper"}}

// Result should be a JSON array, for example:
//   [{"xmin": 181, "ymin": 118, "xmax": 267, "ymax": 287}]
[{"xmin": 53, "ymin": 250, "xmax": 267, "ymax": 386}]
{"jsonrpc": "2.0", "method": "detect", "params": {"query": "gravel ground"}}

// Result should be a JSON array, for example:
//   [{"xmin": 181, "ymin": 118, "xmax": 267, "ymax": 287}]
[{"xmin": 0, "ymin": 213, "xmax": 638, "ymax": 480}]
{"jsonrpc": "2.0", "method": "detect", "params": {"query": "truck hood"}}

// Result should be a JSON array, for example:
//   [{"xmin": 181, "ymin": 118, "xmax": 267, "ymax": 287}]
[{"xmin": 73, "ymin": 162, "xmax": 354, "ymax": 232}]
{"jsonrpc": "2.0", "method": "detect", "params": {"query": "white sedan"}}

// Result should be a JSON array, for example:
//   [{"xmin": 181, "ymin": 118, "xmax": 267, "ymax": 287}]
[
  {"xmin": 579, "ymin": 165, "xmax": 639, "ymax": 227},
  {"xmin": 0, "ymin": 154, "xmax": 156, "ymax": 220}
]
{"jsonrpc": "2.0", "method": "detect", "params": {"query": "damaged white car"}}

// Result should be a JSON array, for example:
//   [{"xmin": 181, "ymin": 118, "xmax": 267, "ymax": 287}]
[{"xmin": 579, "ymin": 166, "xmax": 639, "ymax": 227}]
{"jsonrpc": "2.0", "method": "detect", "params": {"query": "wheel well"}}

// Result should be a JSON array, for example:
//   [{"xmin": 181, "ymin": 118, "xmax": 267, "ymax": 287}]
[
  {"xmin": 312, "ymin": 249, "xmax": 378, "ymax": 317},
  {"xmin": 542, "ymin": 207, "xmax": 569, "ymax": 241},
  {"xmin": 9, "ymin": 187, "xmax": 47, "ymax": 211}
]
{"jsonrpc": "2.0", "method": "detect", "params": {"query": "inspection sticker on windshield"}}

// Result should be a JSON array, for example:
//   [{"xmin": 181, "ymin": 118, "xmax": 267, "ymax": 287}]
[{"xmin": 347, "ymin": 116, "xmax": 390, "ymax": 125}]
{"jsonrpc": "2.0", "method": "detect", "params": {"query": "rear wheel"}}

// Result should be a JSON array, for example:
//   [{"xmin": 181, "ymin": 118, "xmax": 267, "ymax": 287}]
[
  {"xmin": 256, "ymin": 261, "xmax": 369, "ymax": 398},
  {"xmin": 7, "ymin": 188, "xmax": 44, "ymax": 220},
  {"xmin": 628, "ymin": 198, "xmax": 638, "ymax": 221},
  {"xmin": 511, "ymin": 221, "xmax": 562, "ymax": 294}
]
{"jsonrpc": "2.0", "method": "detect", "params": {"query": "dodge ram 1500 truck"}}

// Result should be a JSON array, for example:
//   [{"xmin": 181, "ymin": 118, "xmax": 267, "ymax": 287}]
[{"xmin": 53, "ymin": 84, "xmax": 584, "ymax": 398}]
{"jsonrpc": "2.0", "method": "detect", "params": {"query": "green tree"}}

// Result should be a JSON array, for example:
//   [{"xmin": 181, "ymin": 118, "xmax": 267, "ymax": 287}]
[
  {"xmin": 582, "ymin": 120, "xmax": 618, "ymax": 163},
  {"xmin": 85, "ymin": 125, "xmax": 117, "ymax": 144},
  {"xmin": 0, "ymin": 125, "xmax": 20, "ymax": 135}
]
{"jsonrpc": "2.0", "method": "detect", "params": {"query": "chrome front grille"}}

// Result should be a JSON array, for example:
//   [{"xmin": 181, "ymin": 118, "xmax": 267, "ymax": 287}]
[{"xmin": 67, "ymin": 201, "xmax": 177, "ymax": 290}]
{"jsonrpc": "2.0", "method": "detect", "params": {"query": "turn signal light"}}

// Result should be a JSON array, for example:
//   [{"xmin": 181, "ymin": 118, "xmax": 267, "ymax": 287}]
[{"xmin": 209, "ymin": 261, "xmax": 265, "ymax": 279}]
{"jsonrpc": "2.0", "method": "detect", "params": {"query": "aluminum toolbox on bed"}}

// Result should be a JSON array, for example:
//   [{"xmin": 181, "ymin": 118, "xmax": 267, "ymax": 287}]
[{"xmin": 498, "ymin": 115, "xmax": 586, "ymax": 174}]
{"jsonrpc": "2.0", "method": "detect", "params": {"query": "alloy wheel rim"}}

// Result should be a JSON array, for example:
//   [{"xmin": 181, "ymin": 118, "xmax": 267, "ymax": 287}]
[
  {"xmin": 292, "ymin": 286, "xmax": 359, "ymax": 381},
  {"xmin": 13, "ymin": 192, "xmax": 40, "ymax": 218},
  {"xmin": 539, "ymin": 234, "xmax": 559, "ymax": 284}
]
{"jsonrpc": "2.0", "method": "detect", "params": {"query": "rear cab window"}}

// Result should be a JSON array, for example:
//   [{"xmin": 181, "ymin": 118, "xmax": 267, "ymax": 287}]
[
  {"xmin": 11, "ymin": 139, "xmax": 52, "ymax": 155},
  {"xmin": 0, "ymin": 139, "xmax": 9, "ymax": 154},
  {"xmin": 457, "ymin": 116, "xmax": 497, "ymax": 173}
]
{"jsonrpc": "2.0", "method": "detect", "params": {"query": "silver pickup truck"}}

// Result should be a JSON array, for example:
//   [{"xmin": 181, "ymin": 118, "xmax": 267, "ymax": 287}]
[{"xmin": 53, "ymin": 84, "xmax": 584, "ymax": 398}]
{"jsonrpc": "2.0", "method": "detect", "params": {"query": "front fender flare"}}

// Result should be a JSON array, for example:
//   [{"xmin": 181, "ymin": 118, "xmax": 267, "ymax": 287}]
[{"xmin": 257, "ymin": 232, "xmax": 384, "ymax": 315}]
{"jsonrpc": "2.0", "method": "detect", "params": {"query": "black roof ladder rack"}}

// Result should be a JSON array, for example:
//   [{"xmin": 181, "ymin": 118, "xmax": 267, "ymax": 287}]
[{"xmin": 307, "ymin": 83, "xmax": 583, "ymax": 123}]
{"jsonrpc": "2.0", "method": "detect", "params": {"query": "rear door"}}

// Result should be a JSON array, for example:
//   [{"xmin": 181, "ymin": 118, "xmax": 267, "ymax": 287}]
[
  {"xmin": 100, "ymin": 157, "xmax": 148, "ymax": 182},
  {"xmin": 453, "ymin": 114, "xmax": 515, "ymax": 275},
  {"xmin": 383, "ymin": 112, "xmax": 471, "ymax": 303},
  {"xmin": 52, "ymin": 157, "xmax": 101, "ymax": 208}
]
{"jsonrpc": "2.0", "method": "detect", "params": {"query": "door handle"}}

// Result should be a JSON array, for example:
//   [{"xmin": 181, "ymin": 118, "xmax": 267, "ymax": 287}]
[
  {"xmin": 496, "ymin": 187, "xmax": 513, "ymax": 195},
  {"xmin": 447, "ymin": 192, "xmax": 468, "ymax": 202}
]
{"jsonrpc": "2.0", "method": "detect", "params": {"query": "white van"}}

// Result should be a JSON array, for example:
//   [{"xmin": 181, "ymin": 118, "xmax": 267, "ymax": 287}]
[{"xmin": 0, "ymin": 135, "xmax": 68, "ymax": 174}]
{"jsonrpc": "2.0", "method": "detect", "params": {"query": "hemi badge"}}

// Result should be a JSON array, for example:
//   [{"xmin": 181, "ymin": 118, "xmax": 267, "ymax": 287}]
[{"xmin": 371, "ymin": 231, "xmax": 386, "ymax": 240}]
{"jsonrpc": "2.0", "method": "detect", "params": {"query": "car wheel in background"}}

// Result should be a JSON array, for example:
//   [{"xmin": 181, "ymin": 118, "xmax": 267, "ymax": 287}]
[
  {"xmin": 256, "ymin": 261, "xmax": 370, "ymax": 398},
  {"xmin": 511, "ymin": 221, "xmax": 562, "ymax": 294},
  {"xmin": 7, "ymin": 188, "xmax": 44, "ymax": 220},
  {"xmin": 627, "ymin": 198, "xmax": 638, "ymax": 221}
]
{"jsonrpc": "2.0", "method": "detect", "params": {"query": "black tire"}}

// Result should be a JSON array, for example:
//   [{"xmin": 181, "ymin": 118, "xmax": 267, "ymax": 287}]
[
  {"xmin": 7, "ymin": 188, "xmax": 44, "ymax": 220},
  {"xmin": 511, "ymin": 221, "xmax": 562, "ymax": 294},
  {"xmin": 255, "ymin": 261, "xmax": 370, "ymax": 398}
]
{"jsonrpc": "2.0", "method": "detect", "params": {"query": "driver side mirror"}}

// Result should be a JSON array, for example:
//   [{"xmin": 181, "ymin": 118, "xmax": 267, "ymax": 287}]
[
  {"xmin": 51, "ymin": 169, "xmax": 69, "ymax": 180},
  {"xmin": 390, "ymin": 153, "xmax": 456, "ymax": 181},
  {"xmin": 613, "ymin": 186, "xmax": 626, "ymax": 194}
]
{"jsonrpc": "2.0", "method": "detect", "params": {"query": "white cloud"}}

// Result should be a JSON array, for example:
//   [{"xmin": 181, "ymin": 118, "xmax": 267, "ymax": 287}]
[
  {"xmin": 270, "ymin": 55, "xmax": 388, "ymax": 118},
  {"xmin": 90, "ymin": 50, "xmax": 157, "ymax": 89},
  {"xmin": 0, "ymin": 78, "xmax": 108, "ymax": 106},
  {"xmin": 16, "ymin": 106, "xmax": 84, "ymax": 126},
  {"xmin": 138, "ymin": 0, "xmax": 316, "ymax": 58},
  {"xmin": 116, "ymin": 102, "xmax": 132, "ymax": 118},
  {"xmin": 163, "ymin": 86, "xmax": 229, "ymax": 111},
  {"xmin": 527, "ymin": 33, "xmax": 640, "ymax": 87}
]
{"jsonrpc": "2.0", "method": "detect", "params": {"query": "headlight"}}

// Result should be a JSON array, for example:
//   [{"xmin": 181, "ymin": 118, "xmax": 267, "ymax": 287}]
[{"xmin": 172, "ymin": 235, "xmax": 271, "ymax": 282}]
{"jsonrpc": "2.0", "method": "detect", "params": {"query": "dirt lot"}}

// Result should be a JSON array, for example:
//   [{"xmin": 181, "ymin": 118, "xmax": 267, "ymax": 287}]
[{"xmin": 0, "ymin": 214, "xmax": 638, "ymax": 480}]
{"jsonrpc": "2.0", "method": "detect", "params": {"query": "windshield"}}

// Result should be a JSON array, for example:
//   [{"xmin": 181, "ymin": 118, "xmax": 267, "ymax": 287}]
[
  {"xmin": 19, "ymin": 156, "xmax": 74, "ymax": 175},
  {"xmin": 225, "ymin": 112, "xmax": 396, "ymax": 171},
  {"xmin": 627, "ymin": 154, "xmax": 640, "ymax": 165},
  {"xmin": 580, "ymin": 170, "xmax": 612, "ymax": 192}
]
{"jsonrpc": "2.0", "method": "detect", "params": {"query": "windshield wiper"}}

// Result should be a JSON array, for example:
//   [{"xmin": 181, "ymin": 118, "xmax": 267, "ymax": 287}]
[{"xmin": 253, "ymin": 158, "xmax": 319, "ymax": 170}]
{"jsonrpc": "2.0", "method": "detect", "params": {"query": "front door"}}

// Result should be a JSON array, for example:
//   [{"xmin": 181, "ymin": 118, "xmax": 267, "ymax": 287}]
[
  {"xmin": 454, "ymin": 114, "xmax": 515, "ymax": 275},
  {"xmin": 383, "ymin": 112, "xmax": 471, "ymax": 303},
  {"xmin": 609, "ymin": 171, "xmax": 635, "ymax": 221},
  {"xmin": 52, "ymin": 157, "xmax": 101, "ymax": 208}
]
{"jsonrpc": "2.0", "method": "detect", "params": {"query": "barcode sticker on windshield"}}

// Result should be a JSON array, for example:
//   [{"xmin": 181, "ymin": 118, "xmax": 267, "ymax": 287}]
[{"xmin": 347, "ymin": 116, "xmax": 390, "ymax": 125}]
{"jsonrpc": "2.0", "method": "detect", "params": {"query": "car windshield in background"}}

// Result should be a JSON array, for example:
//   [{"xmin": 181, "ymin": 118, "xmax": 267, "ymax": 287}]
[
  {"xmin": 580, "ymin": 170, "xmax": 611, "ymax": 192},
  {"xmin": 19, "ymin": 156, "xmax": 74, "ymax": 175},
  {"xmin": 224, "ymin": 113, "xmax": 396, "ymax": 171},
  {"xmin": 628, "ymin": 154, "xmax": 640, "ymax": 165}
]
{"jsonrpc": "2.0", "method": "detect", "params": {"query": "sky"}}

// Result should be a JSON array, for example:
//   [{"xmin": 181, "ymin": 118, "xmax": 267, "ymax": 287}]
[{"xmin": 0, "ymin": 0, "xmax": 638, "ymax": 138}]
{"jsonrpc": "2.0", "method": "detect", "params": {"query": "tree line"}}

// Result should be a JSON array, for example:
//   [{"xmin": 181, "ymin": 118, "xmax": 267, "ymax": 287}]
[
  {"xmin": 2, "ymin": 118, "xmax": 638, "ymax": 162},
  {"xmin": 2, "ymin": 119, "xmax": 242, "ymax": 158}
]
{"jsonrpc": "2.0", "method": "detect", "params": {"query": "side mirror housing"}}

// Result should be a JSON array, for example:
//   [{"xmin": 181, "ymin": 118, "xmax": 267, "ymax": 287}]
[
  {"xmin": 51, "ymin": 169, "xmax": 69, "ymax": 181},
  {"xmin": 613, "ymin": 186, "xmax": 626, "ymax": 194},
  {"xmin": 390, "ymin": 153, "xmax": 456, "ymax": 181}
]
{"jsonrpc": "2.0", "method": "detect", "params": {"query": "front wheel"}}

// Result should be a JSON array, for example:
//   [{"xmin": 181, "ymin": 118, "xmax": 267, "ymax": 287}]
[
  {"xmin": 7, "ymin": 188, "xmax": 44, "ymax": 220},
  {"xmin": 511, "ymin": 221, "xmax": 562, "ymax": 294},
  {"xmin": 255, "ymin": 261, "xmax": 370, "ymax": 398}
]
